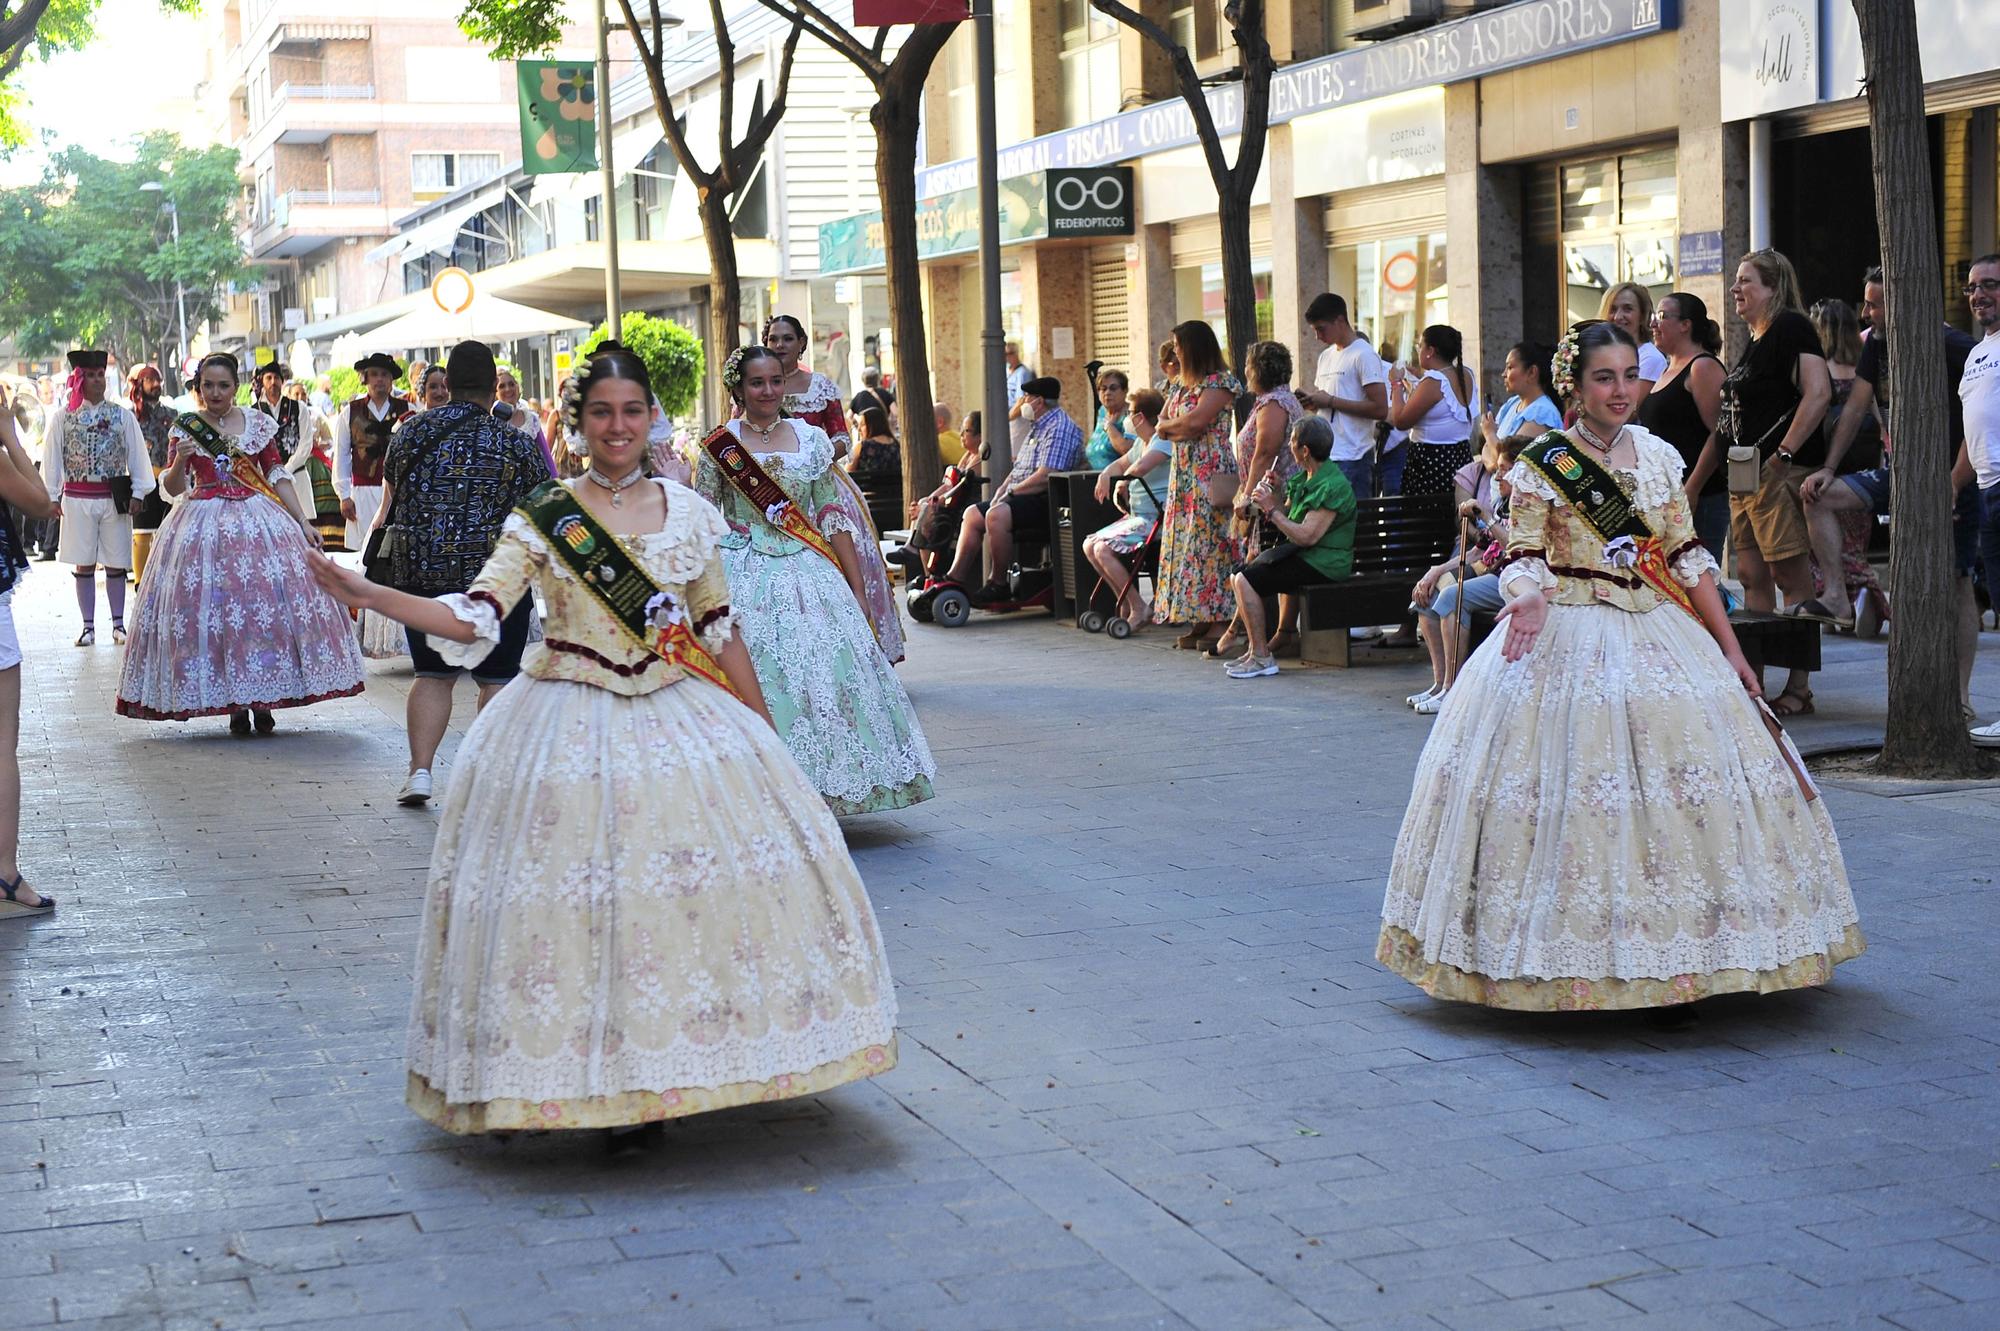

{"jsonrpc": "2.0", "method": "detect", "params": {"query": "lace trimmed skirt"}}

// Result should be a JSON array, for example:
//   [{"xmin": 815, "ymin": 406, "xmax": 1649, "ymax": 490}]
[
  {"xmin": 722, "ymin": 543, "xmax": 936, "ymax": 815},
  {"xmin": 115, "ymin": 495, "xmax": 366, "ymax": 720},
  {"xmin": 1377, "ymin": 599, "xmax": 1863, "ymax": 1011},
  {"xmin": 406, "ymin": 675, "xmax": 898, "ymax": 1133}
]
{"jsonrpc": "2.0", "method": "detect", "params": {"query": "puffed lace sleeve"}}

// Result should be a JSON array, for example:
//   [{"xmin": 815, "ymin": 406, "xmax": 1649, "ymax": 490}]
[
  {"xmin": 684, "ymin": 497, "xmax": 740, "ymax": 647},
  {"xmin": 1497, "ymin": 461, "xmax": 1557, "ymax": 595},
  {"xmin": 693, "ymin": 446, "xmax": 724, "ymax": 507},
  {"xmin": 811, "ymin": 466, "xmax": 861, "ymax": 539},
  {"xmin": 425, "ymin": 519, "xmax": 542, "ymax": 668}
]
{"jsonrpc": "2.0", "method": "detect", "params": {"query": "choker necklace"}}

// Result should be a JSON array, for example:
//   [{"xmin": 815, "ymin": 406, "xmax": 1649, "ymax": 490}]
[
  {"xmin": 586, "ymin": 467, "xmax": 644, "ymax": 507},
  {"xmin": 1575, "ymin": 419, "xmax": 1625, "ymax": 454},
  {"xmin": 743, "ymin": 416, "xmax": 781, "ymax": 440}
]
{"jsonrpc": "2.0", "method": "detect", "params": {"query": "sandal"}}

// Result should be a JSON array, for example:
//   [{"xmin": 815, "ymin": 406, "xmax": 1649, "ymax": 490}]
[
  {"xmin": 1174, "ymin": 625, "xmax": 1215, "ymax": 651},
  {"xmin": 1770, "ymin": 689, "xmax": 1815, "ymax": 718},
  {"xmin": 1269, "ymin": 630, "xmax": 1300, "ymax": 659},
  {"xmin": 1202, "ymin": 632, "xmax": 1243, "ymax": 660},
  {"xmin": 1788, "ymin": 598, "xmax": 1854, "ymax": 629},
  {"xmin": 0, "ymin": 873, "xmax": 52, "ymax": 918}
]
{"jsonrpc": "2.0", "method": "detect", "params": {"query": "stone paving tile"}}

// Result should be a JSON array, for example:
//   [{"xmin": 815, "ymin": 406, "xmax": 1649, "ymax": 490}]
[{"xmin": 4, "ymin": 576, "xmax": 2000, "ymax": 1327}]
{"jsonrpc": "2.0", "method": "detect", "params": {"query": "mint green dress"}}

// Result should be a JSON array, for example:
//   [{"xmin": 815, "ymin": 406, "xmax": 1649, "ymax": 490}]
[{"xmin": 696, "ymin": 421, "xmax": 936, "ymax": 815}]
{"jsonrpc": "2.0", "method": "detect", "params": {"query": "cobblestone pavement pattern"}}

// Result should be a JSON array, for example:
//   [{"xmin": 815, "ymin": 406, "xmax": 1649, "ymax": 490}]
[{"xmin": 5, "ymin": 569, "xmax": 2000, "ymax": 1331}]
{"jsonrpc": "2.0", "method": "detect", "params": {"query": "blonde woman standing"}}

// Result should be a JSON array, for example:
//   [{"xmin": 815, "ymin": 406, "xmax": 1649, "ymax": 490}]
[{"xmin": 1599, "ymin": 281, "xmax": 1668, "ymax": 407}]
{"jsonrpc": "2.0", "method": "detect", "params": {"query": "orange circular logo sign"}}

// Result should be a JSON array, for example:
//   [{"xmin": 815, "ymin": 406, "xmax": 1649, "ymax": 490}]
[{"xmin": 430, "ymin": 267, "xmax": 475, "ymax": 314}]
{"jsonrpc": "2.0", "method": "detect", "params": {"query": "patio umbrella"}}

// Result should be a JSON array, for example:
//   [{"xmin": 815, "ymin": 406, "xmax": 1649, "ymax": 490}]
[{"xmin": 347, "ymin": 293, "xmax": 588, "ymax": 354}]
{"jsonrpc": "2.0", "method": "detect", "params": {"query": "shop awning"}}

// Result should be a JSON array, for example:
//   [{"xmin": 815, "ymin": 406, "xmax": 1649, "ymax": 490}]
[{"xmin": 365, "ymin": 187, "xmax": 508, "ymax": 266}]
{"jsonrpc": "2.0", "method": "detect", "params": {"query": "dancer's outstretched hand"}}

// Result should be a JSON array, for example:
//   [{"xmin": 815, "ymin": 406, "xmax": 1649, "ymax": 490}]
[
  {"xmin": 1494, "ymin": 589, "xmax": 1547, "ymax": 663},
  {"xmin": 306, "ymin": 551, "xmax": 373, "ymax": 608}
]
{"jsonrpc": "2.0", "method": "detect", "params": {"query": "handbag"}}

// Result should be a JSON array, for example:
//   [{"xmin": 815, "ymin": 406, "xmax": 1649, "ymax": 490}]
[
  {"xmin": 1727, "ymin": 446, "xmax": 1761, "ymax": 495},
  {"xmin": 361, "ymin": 524, "xmax": 399, "ymax": 585},
  {"xmin": 109, "ymin": 475, "xmax": 132, "ymax": 515}
]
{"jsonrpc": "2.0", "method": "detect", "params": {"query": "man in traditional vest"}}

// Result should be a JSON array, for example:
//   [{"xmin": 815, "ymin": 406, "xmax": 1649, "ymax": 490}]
[
  {"xmin": 42, "ymin": 348, "xmax": 154, "ymax": 645},
  {"xmin": 126, "ymin": 363, "xmax": 177, "ymax": 588},
  {"xmin": 333, "ymin": 352, "xmax": 409, "ymax": 549}
]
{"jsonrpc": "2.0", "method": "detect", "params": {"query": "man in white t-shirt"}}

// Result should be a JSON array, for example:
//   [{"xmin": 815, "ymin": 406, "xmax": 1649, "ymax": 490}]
[
  {"xmin": 1959, "ymin": 254, "xmax": 2000, "ymax": 745},
  {"xmin": 1296, "ymin": 293, "xmax": 1387, "ymax": 499}
]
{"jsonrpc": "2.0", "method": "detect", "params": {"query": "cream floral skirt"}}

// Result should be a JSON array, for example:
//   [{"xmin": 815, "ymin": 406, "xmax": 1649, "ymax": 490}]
[
  {"xmin": 406, "ymin": 674, "xmax": 898, "ymax": 1132},
  {"xmin": 1378, "ymin": 600, "xmax": 1863, "ymax": 1011}
]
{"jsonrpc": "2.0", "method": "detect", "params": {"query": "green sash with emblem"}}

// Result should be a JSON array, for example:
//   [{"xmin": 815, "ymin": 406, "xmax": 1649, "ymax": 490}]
[
  {"xmin": 517, "ymin": 482, "xmax": 741, "ymax": 700},
  {"xmin": 1519, "ymin": 430, "xmax": 1698, "ymax": 622}
]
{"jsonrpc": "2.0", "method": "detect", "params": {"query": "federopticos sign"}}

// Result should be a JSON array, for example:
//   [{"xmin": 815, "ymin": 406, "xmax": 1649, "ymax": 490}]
[
  {"xmin": 914, "ymin": 0, "xmax": 1679, "ymax": 198},
  {"xmin": 1047, "ymin": 168, "xmax": 1134, "ymax": 238}
]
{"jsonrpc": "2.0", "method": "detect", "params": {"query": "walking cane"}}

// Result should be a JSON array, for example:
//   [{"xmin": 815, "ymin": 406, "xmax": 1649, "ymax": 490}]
[{"xmin": 1456, "ymin": 508, "xmax": 1478, "ymax": 662}]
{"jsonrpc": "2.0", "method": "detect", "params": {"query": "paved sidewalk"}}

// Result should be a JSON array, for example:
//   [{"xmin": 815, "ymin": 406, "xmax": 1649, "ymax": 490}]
[{"xmin": 4, "ymin": 568, "xmax": 2000, "ymax": 1331}]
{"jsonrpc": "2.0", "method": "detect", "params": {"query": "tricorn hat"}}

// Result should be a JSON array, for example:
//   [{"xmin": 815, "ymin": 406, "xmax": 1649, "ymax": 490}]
[
  {"xmin": 353, "ymin": 352, "xmax": 402, "ymax": 376},
  {"xmin": 66, "ymin": 349, "xmax": 108, "ymax": 370}
]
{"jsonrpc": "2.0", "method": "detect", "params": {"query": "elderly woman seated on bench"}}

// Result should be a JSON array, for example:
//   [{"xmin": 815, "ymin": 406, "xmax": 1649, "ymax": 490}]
[{"xmin": 1225, "ymin": 416, "xmax": 1359, "ymax": 679}]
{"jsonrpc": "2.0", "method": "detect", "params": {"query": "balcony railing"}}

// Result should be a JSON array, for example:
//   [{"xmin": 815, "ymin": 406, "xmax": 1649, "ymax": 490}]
[
  {"xmin": 273, "ymin": 82, "xmax": 375, "ymax": 102},
  {"xmin": 260, "ymin": 189, "xmax": 384, "ymax": 231}
]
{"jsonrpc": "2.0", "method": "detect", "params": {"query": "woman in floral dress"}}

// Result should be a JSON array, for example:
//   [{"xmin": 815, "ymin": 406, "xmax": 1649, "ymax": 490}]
[
  {"xmin": 306, "ymin": 343, "xmax": 898, "ymax": 1133},
  {"xmin": 1152, "ymin": 320, "xmax": 1244, "ymax": 650},
  {"xmin": 763, "ymin": 314, "xmax": 905, "ymax": 663},
  {"xmin": 1377, "ymin": 323, "xmax": 1862, "ymax": 1015},
  {"xmin": 117, "ymin": 353, "xmax": 365, "ymax": 734},
  {"xmin": 699, "ymin": 347, "xmax": 936, "ymax": 815}
]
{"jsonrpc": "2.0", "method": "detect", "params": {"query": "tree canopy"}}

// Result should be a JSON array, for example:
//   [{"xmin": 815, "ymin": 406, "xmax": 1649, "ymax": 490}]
[
  {"xmin": 0, "ymin": 132, "xmax": 247, "ymax": 368},
  {"xmin": 583, "ymin": 312, "xmax": 705, "ymax": 420}
]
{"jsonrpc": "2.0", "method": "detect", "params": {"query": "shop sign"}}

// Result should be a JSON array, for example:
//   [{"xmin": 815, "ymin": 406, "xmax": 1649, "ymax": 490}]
[
  {"xmin": 1047, "ymin": 167, "xmax": 1134, "ymax": 238},
  {"xmin": 819, "ymin": 174, "xmax": 1049, "ymax": 276},
  {"xmin": 1679, "ymin": 231, "xmax": 1727, "ymax": 279},
  {"xmin": 1720, "ymin": 1, "xmax": 1819, "ymax": 122},
  {"xmin": 915, "ymin": 0, "xmax": 1678, "ymax": 197}
]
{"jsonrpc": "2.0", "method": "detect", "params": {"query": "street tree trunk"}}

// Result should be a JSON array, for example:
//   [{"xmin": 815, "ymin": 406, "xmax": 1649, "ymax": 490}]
[
  {"xmin": 873, "ymin": 39, "xmax": 949, "ymax": 508},
  {"xmin": 1852, "ymin": 0, "xmax": 1987, "ymax": 777},
  {"xmin": 1090, "ymin": 0, "xmax": 1272, "ymax": 380},
  {"xmin": 698, "ymin": 187, "xmax": 742, "ymax": 409}
]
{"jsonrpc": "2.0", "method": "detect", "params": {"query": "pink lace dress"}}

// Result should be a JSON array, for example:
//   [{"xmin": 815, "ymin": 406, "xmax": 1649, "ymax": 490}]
[
  {"xmin": 784, "ymin": 373, "xmax": 906, "ymax": 664},
  {"xmin": 116, "ymin": 409, "xmax": 366, "ymax": 720}
]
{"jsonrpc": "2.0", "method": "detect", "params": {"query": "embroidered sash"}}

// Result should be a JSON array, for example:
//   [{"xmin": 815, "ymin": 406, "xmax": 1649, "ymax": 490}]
[
  {"xmin": 700, "ymin": 426, "xmax": 842, "ymax": 571},
  {"xmin": 175, "ymin": 412, "xmax": 285, "ymax": 509},
  {"xmin": 1519, "ymin": 431, "xmax": 1698, "ymax": 623},
  {"xmin": 517, "ymin": 482, "xmax": 741, "ymax": 701}
]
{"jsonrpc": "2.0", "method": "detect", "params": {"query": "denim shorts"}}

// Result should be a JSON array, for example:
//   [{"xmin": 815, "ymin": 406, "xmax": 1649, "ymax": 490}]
[{"xmin": 408, "ymin": 597, "xmax": 534, "ymax": 685}]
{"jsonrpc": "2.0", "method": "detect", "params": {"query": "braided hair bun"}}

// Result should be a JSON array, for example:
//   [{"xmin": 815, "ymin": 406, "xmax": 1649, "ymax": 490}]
[{"xmin": 562, "ymin": 340, "xmax": 655, "ymax": 437}]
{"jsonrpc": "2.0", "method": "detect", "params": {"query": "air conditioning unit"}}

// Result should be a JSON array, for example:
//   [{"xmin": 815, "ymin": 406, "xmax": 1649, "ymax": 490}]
[{"xmin": 1349, "ymin": 0, "xmax": 1443, "ymax": 40}]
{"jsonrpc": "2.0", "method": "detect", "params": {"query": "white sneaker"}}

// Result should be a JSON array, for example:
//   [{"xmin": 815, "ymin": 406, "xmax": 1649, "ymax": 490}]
[
  {"xmin": 1348, "ymin": 626, "xmax": 1381, "ymax": 642},
  {"xmin": 1226, "ymin": 654, "xmax": 1279, "ymax": 679},
  {"xmin": 1406, "ymin": 686, "xmax": 1440, "ymax": 708},
  {"xmin": 1971, "ymin": 720, "xmax": 2000, "ymax": 749},
  {"xmin": 1414, "ymin": 690, "xmax": 1448, "ymax": 715},
  {"xmin": 398, "ymin": 769, "xmax": 433, "ymax": 806}
]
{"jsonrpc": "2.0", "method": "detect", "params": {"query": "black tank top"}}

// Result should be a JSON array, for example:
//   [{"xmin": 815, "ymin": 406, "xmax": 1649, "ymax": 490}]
[{"xmin": 1639, "ymin": 354, "xmax": 1725, "ymax": 497}]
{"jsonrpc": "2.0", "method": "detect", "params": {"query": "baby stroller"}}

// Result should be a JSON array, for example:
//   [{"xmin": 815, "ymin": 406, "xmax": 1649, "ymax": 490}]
[{"xmin": 1077, "ymin": 475, "xmax": 1164, "ymax": 640}]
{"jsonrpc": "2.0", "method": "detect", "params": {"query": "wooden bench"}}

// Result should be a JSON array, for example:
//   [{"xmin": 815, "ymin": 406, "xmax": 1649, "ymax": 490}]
[
  {"xmin": 1296, "ymin": 495, "xmax": 1457, "ymax": 667},
  {"xmin": 1728, "ymin": 609, "xmax": 1822, "ymax": 675}
]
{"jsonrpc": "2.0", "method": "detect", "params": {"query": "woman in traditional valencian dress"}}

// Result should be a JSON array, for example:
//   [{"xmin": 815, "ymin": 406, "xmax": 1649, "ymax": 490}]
[
  {"xmin": 698, "ymin": 347, "xmax": 936, "ymax": 815},
  {"xmin": 762, "ymin": 314, "xmax": 906, "ymax": 664},
  {"xmin": 1377, "ymin": 323, "xmax": 1863, "ymax": 1016},
  {"xmin": 116, "ymin": 353, "xmax": 366, "ymax": 734},
  {"xmin": 306, "ymin": 343, "xmax": 898, "ymax": 1134}
]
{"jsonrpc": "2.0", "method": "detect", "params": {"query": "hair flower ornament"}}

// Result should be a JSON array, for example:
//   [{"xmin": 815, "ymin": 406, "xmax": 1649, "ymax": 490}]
[
  {"xmin": 644, "ymin": 589, "xmax": 684, "ymax": 631},
  {"xmin": 720, "ymin": 346, "xmax": 751, "ymax": 392},
  {"xmin": 1601, "ymin": 535, "xmax": 1639, "ymax": 569},
  {"xmin": 1551, "ymin": 322, "xmax": 1592, "ymax": 405}
]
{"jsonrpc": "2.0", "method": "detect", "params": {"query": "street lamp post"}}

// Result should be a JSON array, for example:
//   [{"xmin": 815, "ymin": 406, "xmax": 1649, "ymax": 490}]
[
  {"xmin": 140, "ymin": 181, "xmax": 190, "ymax": 382},
  {"xmin": 972, "ymin": 0, "xmax": 1009, "ymax": 486},
  {"xmin": 593, "ymin": 0, "xmax": 622, "ymax": 336}
]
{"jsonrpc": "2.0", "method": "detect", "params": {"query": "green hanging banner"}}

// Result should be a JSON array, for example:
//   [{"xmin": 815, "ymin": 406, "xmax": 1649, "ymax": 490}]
[{"xmin": 518, "ymin": 60, "xmax": 598, "ymax": 176}]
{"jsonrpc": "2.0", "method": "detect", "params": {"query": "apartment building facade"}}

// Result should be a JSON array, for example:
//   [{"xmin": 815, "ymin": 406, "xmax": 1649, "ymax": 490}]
[
  {"xmin": 204, "ymin": 0, "xmax": 532, "ymax": 358},
  {"xmin": 808, "ymin": 0, "xmax": 1999, "ymax": 418}
]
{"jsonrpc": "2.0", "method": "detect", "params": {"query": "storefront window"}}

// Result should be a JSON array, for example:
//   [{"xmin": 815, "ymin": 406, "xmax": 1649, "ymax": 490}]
[
  {"xmin": 1173, "ymin": 259, "xmax": 1274, "ymax": 350},
  {"xmin": 1060, "ymin": 0, "xmax": 1121, "ymax": 127},
  {"xmin": 1328, "ymin": 232, "xmax": 1448, "ymax": 369},
  {"xmin": 1559, "ymin": 147, "xmax": 1678, "ymax": 325}
]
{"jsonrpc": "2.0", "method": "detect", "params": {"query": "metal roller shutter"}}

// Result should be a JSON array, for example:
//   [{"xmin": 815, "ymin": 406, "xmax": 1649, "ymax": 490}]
[{"xmin": 1088, "ymin": 249, "xmax": 1129, "ymax": 369}]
